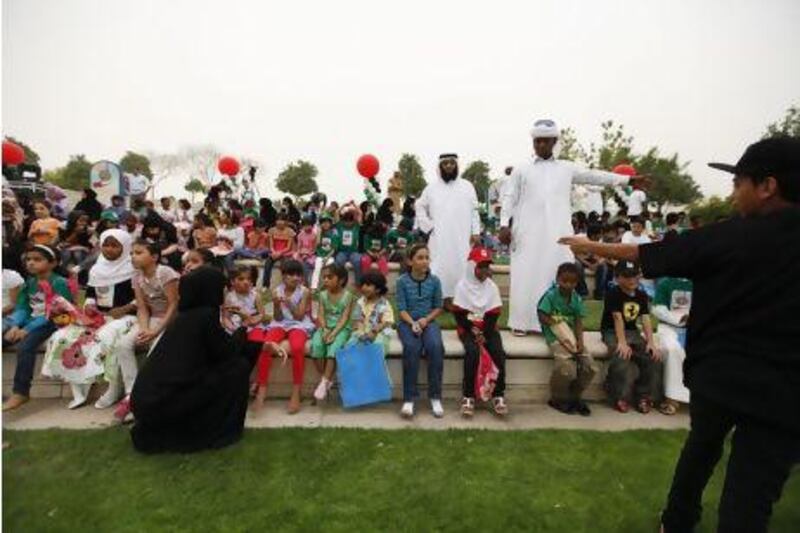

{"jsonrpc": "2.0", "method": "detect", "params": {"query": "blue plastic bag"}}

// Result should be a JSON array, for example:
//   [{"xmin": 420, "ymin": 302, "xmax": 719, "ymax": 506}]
[{"xmin": 335, "ymin": 341, "xmax": 392, "ymax": 408}]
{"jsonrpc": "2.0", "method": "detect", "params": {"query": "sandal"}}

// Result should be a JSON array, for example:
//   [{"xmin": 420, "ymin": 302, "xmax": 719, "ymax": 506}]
[
  {"xmin": 658, "ymin": 400, "xmax": 678, "ymax": 416},
  {"xmin": 460, "ymin": 397, "xmax": 475, "ymax": 418},
  {"xmin": 636, "ymin": 397, "xmax": 652, "ymax": 414},
  {"xmin": 492, "ymin": 397, "xmax": 509, "ymax": 416},
  {"xmin": 614, "ymin": 400, "xmax": 630, "ymax": 414}
]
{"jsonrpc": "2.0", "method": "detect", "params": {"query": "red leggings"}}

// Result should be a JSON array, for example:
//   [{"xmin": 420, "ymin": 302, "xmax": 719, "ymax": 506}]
[
  {"xmin": 361, "ymin": 253, "xmax": 389, "ymax": 276},
  {"xmin": 254, "ymin": 328, "xmax": 308, "ymax": 386}
]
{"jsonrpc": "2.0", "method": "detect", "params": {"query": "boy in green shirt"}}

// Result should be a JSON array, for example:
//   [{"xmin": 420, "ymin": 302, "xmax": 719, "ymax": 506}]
[
  {"xmin": 537, "ymin": 262, "xmax": 597, "ymax": 416},
  {"xmin": 311, "ymin": 213, "xmax": 340, "ymax": 290},
  {"xmin": 387, "ymin": 219, "xmax": 414, "ymax": 263},
  {"xmin": 334, "ymin": 208, "xmax": 362, "ymax": 283}
]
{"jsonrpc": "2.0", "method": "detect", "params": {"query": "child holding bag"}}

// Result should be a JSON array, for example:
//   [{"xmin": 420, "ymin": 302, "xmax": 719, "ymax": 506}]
[{"xmin": 451, "ymin": 247, "xmax": 508, "ymax": 417}]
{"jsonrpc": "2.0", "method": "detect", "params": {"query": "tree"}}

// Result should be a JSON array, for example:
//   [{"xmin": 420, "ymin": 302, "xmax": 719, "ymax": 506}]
[
  {"xmin": 275, "ymin": 160, "xmax": 319, "ymax": 198},
  {"xmin": 558, "ymin": 127, "xmax": 589, "ymax": 163},
  {"xmin": 563, "ymin": 120, "xmax": 702, "ymax": 206},
  {"xmin": 397, "ymin": 153, "xmax": 426, "ymax": 197},
  {"xmin": 762, "ymin": 104, "xmax": 800, "ymax": 139},
  {"xmin": 119, "ymin": 151, "xmax": 153, "ymax": 178},
  {"xmin": 184, "ymin": 178, "xmax": 207, "ymax": 203},
  {"xmin": 43, "ymin": 154, "xmax": 92, "ymax": 190},
  {"xmin": 634, "ymin": 148, "xmax": 702, "ymax": 205},
  {"xmin": 461, "ymin": 160, "xmax": 492, "ymax": 204},
  {"xmin": 4, "ymin": 136, "xmax": 40, "ymax": 166},
  {"xmin": 689, "ymin": 195, "xmax": 735, "ymax": 224}
]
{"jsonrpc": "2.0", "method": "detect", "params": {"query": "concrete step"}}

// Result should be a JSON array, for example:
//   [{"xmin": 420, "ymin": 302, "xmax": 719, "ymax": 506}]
[{"xmin": 3, "ymin": 331, "xmax": 619, "ymax": 402}]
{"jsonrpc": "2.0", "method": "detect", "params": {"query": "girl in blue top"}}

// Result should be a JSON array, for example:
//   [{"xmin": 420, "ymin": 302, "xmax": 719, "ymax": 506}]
[
  {"xmin": 395, "ymin": 243, "xmax": 445, "ymax": 419},
  {"xmin": 3, "ymin": 245, "xmax": 73, "ymax": 411}
]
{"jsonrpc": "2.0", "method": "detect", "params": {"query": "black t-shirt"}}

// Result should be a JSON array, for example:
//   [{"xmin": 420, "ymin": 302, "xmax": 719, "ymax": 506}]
[
  {"xmin": 639, "ymin": 208, "xmax": 800, "ymax": 433},
  {"xmin": 85, "ymin": 279, "xmax": 136, "ymax": 313},
  {"xmin": 600, "ymin": 285, "xmax": 650, "ymax": 332}
]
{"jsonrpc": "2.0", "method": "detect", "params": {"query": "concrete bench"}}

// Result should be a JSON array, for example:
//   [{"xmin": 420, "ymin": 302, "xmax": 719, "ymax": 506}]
[{"xmin": 3, "ymin": 331, "xmax": 620, "ymax": 403}]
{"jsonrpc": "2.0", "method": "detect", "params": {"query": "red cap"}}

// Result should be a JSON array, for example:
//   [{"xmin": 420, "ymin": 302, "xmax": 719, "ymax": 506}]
[{"xmin": 468, "ymin": 247, "xmax": 493, "ymax": 264}]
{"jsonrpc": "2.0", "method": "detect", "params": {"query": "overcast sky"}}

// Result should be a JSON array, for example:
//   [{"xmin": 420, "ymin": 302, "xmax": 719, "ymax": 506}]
[{"xmin": 3, "ymin": 0, "xmax": 798, "ymax": 201}]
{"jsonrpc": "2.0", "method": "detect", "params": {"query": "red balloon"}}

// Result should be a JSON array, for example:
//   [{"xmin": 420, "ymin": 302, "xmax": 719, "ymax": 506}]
[
  {"xmin": 218, "ymin": 156, "xmax": 240, "ymax": 177},
  {"xmin": 612, "ymin": 163, "xmax": 637, "ymax": 177},
  {"xmin": 357, "ymin": 154, "xmax": 380, "ymax": 179},
  {"xmin": 2, "ymin": 141, "xmax": 25, "ymax": 166}
]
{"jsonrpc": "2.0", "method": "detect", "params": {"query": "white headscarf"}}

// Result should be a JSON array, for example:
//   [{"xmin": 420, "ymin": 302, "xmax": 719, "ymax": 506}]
[
  {"xmin": 530, "ymin": 118, "xmax": 560, "ymax": 139},
  {"xmin": 87, "ymin": 229, "xmax": 135, "ymax": 288},
  {"xmin": 453, "ymin": 260, "xmax": 503, "ymax": 317}
]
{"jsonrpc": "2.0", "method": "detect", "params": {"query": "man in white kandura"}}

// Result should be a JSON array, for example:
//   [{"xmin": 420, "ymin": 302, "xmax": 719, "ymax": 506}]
[
  {"xmin": 499, "ymin": 119, "xmax": 646, "ymax": 335},
  {"xmin": 415, "ymin": 153, "xmax": 481, "ymax": 303}
]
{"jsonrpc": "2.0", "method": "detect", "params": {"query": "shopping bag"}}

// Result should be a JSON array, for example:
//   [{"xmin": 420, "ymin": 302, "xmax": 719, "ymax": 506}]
[
  {"xmin": 335, "ymin": 341, "xmax": 392, "ymax": 408},
  {"xmin": 475, "ymin": 343, "xmax": 499, "ymax": 402}
]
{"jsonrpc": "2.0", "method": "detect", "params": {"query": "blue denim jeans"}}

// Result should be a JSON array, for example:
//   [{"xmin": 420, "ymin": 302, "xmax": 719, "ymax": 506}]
[
  {"xmin": 397, "ymin": 321, "xmax": 444, "ymax": 401},
  {"xmin": 335, "ymin": 251, "xmax": 362, "ymax": 284},
  {"xmin": 6, "ymin": 321, "xmax": 57, "ymax": 396},
  {"xmin": 224, "ymin": 247, "xmax": 269, "ymax": 272}
]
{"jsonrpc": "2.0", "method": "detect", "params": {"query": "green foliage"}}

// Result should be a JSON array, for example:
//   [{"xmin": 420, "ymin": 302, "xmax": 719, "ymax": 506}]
[
  {"xmin": 397, "ymin": 153, "xmax": 427, "ymax": 197},
  {"xmin": 119, "ymin": 151, "xmax": 153, "ymax": 178},
  {"xmin": 461, "ymin": 160, "xmax": 492, "ymax": 202},
  {"xmin": 689, "ymin": 195, "xmax": 735, "ymax": 224},
  {"xmin": 762, "ymin": 104, "xmax": 800, "ymax": 139},
  {"xmin": 558, "ymin": 127, "xmax": 589, "ymax": 162},
  {"xmin": 4, "ymin": 136, "xmax": 40, "ymax": 166},
  {"xmin": 184, "ymin": 178, "xmax": 207, "ymax": 202},
  {"xmin": 564, "ymin": 120, "xmax": 702, "ymax": 206},
  {"xmin": 635, "ymin": 148, "xmax": 702, "ymax": 205},
  {"xmin": 43, "ymin": 154, "xmax": 92, "ymax": 190},
  {"xmin": 276, "ymin": 160, "xmax": 319, "ymax": 198}
]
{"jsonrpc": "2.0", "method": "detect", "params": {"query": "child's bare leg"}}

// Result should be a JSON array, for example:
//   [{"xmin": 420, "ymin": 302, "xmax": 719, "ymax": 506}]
[
  {"xmin": 288, "ymin": 384, "xmax": 302, "ymax": 414},
  {"xmin": 324, "ymin": 359, "xmax": 336, "ymax": 381},
  {"xmin": 252, "ymin": 385, "xmax": 268, "ymax": 412}
]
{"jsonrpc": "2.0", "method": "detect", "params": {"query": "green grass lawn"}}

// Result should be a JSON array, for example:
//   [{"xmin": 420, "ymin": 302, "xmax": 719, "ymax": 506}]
[{"xmin": 4, "ymin": 428, "xmax": 798, "ymax": 532}]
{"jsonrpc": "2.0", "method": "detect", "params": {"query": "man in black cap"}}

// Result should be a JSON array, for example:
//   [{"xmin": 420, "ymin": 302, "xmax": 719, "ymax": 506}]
[{"xmin": 559, "ymin": 136, "xmax": 800, "ymax": 532}]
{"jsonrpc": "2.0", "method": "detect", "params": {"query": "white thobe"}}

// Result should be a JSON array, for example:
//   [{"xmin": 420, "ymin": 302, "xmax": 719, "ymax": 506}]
[
  {"xmin": 416, "ymin": 177, "xmax": 481, "ymax": 298},
  {"xmin": 501, "ymin": 157, "xmax": 628, "ymax": 332},
  {"xmin": 585, "ymin": 185, "xmax": 605, "ymax": 215}
]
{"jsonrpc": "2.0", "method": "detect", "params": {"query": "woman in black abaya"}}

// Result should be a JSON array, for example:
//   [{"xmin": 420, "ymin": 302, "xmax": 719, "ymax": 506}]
[{"xmin": 130, "ymin": 267, "xmax": 253, "ymax": 454}]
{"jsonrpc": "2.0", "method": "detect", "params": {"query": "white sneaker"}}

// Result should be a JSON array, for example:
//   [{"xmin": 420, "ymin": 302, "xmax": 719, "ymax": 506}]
[
  {"xmin": 400, "ymin": 402, "xmax": 414, "ymax": 418},
  {"xmin": 313, "ymin": 378, "xmax": 329, "ymax": 401},
  {"xmin": 430, "ymin": 399, "xmax": 444, "ymax": 418},
  {"xmin": 68, "ymin": 384, "xmax": 89, "ymax": 410},
  {"xmin": 94, "ymin": 381, "xmax": 122, "ymax": 409}
]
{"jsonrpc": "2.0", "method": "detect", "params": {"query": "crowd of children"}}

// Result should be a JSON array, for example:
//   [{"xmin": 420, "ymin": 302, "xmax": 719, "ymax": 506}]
[{"xmin": 2, "ymin": 182, "xmax": 693, "ymax": 421}]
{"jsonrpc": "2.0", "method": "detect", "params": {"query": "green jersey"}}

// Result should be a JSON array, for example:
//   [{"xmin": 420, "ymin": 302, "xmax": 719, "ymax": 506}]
[
  {"xmin": 336, "ymin": 223, "xmax": 360, "ymax": 254},
  {"xmin": 537, "ymin": 285, "xmax": 585, "ymax": 344}
]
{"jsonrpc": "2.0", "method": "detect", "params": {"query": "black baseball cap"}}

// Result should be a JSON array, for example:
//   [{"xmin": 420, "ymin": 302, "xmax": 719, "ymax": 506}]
[
  {"xmin": 708, "ymin": 137, "xmax": 800, "ymax": 178},
  {"xmin": 615, "ymin": 261, "xmax": 641, "ymax": 277}
]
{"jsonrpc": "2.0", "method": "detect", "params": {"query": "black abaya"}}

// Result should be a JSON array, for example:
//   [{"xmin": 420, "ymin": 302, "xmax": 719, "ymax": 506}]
[{"xmin": 130, "ymin": 267, "xmax": 252, "ymax": 454}]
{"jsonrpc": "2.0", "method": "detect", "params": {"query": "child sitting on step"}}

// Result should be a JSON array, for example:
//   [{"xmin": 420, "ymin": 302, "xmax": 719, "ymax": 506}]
[
  {"xmin": 451, "ymin": 247, "xmax": 508, "ymax": 418},
  {"xmin": 348, "ymin": 271, "xmax": 395, "ymax": 354},
  {"xmin": 538, "ymin": 262, "xmax": 597, "ymax": 416},
  {"xmin": 601, "ymin": 261, "xmax": 661, "ymax": 414},
  {"xmin": 2, "ymin": 245, "xmax": 73, "ymax": 411},
  {"xmin": 222, "ymin": 265, "xmax": 265, "ymax": 334},
  {"xmin": 249, "ymin": 260, "xmax": 315, "ymax": 414},
  {"xmin": 310, "ymin": 263, "xmax": 354, "ymax": 402}
]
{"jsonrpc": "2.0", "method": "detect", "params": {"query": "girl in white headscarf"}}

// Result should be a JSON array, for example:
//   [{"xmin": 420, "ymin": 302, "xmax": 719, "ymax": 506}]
[
  {"xmin": 451, "ymin": 247, "xmax": 508, "ymax": 417},
  {"xmin": 84, "ymin": 230, "xmax": 141, "ymax": 411}
]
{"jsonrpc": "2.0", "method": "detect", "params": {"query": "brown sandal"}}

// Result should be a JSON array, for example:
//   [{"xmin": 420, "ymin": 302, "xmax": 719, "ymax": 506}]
[
  {"xmin": 658, "ymin": 400, "xmax": 678, "ymax": 416},
  {"xmin": 636, "ymin": 397, "xmax": 652, "ymax": 414}
]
